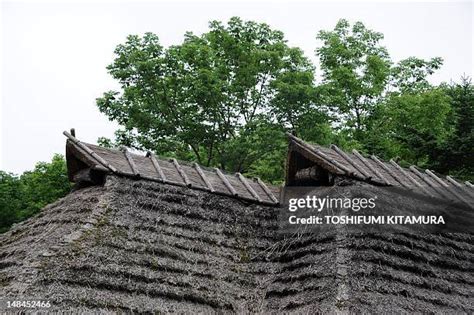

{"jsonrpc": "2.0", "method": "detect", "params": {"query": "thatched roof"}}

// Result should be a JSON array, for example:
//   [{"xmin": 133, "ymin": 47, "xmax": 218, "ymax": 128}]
[
  {"xmin": 0, "ymin": 131, "xmax": 472, "ymax": 313},
  {"xmin": 64, "ymin": 130, "xmax": 279, "ymax": 206},
  {"xmin": 2, "ymin": 175, "xmax": 472, "ymax": 313},
  {"xmin": 286, "ymin": 133, "xmax": 474, "ymax": 207}
]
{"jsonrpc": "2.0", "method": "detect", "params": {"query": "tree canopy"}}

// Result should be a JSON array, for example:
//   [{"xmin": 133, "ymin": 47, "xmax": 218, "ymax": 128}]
[
  {"xmin": 0, "ymin": 155, "xmax": 72, "ymax": 233},
  {"xmin": 97, "ymin": 17, "xmax": 472, "ymax": 184},
  {"xmin": 317, "ymin": 19, "xmax": 391, "ymax": 139},
  {"xmin": 97, "ymin": 17, "xmax": 319, "ymax": 180}
]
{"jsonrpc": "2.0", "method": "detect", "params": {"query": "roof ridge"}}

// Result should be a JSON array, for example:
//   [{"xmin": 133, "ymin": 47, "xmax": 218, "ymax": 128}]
[
  {"xmin": 286, "ymin": 133, "xmax": 473, "ymax": 207},
  {"xmin": 86, "ymin": 140, "xmax": 249, "ymax": 179},
  {"xmin": 64, "ymin": 130, "xmax": 279, "ymax": 206}
]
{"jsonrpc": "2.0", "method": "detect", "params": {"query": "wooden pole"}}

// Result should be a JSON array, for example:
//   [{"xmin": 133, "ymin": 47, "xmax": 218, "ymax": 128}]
[
  {"xmin": 352, "ymin": 149, "xmax": 390, "ymax": 185},
  {"xmin": 371, "ymin": 155, "xmax": 409, "ymax": 188},
  {"xmin": 409, "ymin": 166, "xmax": 452, "ymax": 201},
  {"xmin": 255, "ymin": 177, "xmax": 278, "ymax": 204},
  {"xmin": 146, "ymin": 151, "xmax": 166, "ymax": 182},
  {"xmin": 215, "ymin": 168, "xmax": 237, "ymax": 196},
  {"xmin": 171, "ymin": 158, "xmax": 191, "ymax": 187},
  {"xmin": 63, "ymin": 130, "xmax": 117, "ymax": 173},
  {"xmin": 122, "ymin": 148, "xmax": 140, "ymax": 177},
  {"xmin": 390, "ymin": 159, "xmax": 432, "ymax": 196},
  {"xmin": 194, "ymin": 163, "xmax": 214, "ymax": 192},
  {"xmin": 236, "ymin": 173, "xmax": 261, "ymax": 202},
  {"xmin": 425, "ymin": 169, "xmax": 471, "ymax": 206},
  {"xmin": 331, "ymin": 144, "xmax": 372, "ymax": 179}
]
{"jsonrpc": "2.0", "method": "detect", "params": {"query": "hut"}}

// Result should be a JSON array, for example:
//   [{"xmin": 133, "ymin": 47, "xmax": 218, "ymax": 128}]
[{"xmin": 0, "ymin": 131, "xmax": 472, "ymax": 313}]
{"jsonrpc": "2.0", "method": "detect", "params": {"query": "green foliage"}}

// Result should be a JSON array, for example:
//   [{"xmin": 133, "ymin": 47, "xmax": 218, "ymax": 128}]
[
  {"xmin": 0, "ymin": 172, "xmax": 23, "ymax": 233},
  {"xmin": 96, "ymin": 17, "xmax": 472, "ymax": 183},
  {"xmin": 365, "ymin": 89, "xmax": 453, "ymax": 165},
  {"xmin": 97, "ymin": 17, "xmax": 317, "ymax": 179},
  {"xmin": 433, "ymin": 78, "xmax": 474, "ymax": 180},
  {"xmin": 317, "ymin": 19, "xmax": 391, "ymax": 138},
  {"xmin": 316, "ymin": 19, "xmax": 446, "ymax": 146},
  {"xmin": 391, "ymin": 57, "xmax": 443, "ymax": 93},
  {"xmin": 0, "ymin": 154, "xmax": 72, "ymax": 233},
  {"xmin": 239, "ymin": 121, "xmax": 288, "ymax": 184}
]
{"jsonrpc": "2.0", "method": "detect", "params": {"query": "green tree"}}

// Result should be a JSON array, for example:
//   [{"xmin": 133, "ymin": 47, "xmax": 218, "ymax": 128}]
[
  {"xmin": 316, "ymin": 19, "xmax": 444, "ymax": 147},
  {"xmin": 390, "ymin": 56, "xmax": 443, "ymax": 93},
  {"xmin": 365, "ymin": 89, "xmax": 453, "ymax": 166},
  {"xmin": 270, "ymin": 69, "xmax": 333, "ymax": 145},
  {"xmin": 20, "ymin": 154, "xmax": 72, "ymax": 218},
  {"xmin": 97, "ymin": 17, "xmax": 317, "ymax": 180},
  {"xmin": 96, "ymin": 17, "xmax": 470, "ymax": 183},
  {"xmin": 316, "ymin": 19, "xmax": 391, "ymax": 140},
  {"xmin": 433, "ymin": 78, "xmax": 474, "ymax": 180},
  {"xmin": 0, "ymin": 172, "xmax": 23, "ymax": 233},
  {"xmin": 0, "ymin": 154, "xmax": 72, "ymax": 233}
]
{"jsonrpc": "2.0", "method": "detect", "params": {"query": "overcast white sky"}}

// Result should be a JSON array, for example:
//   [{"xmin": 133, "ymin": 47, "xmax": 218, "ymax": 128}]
[{"xmin": 1, "ymin": 0, "xmax": 473, "ymax": 174}]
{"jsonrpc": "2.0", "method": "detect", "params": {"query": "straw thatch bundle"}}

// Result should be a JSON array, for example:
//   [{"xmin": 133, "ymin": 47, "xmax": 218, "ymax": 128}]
[
  {"xmin": 1, "ymin": 131, "xmax": 472, "ymax": 313},
  {"xmin": 1, "ymin": 175, "xmax": 472, "ymax": 313}
]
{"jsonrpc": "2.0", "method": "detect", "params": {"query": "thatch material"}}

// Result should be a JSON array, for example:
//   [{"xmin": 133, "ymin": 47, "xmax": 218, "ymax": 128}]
[
  {"xmin": 65, "ymin": 132, "xmax": 279, "ymax": 206},
  {"xmin": 1, "ymin": 176, "xmax": 472, "ymax": 313},
  {"xmin": 286, "ymin": 133, "xmax": 474, "ymax": 207},
  {"xmin": 0, "ymin": 176, "xmax": 335, "ymax": 313},
  {"xmin": 1, "ymin": 132, "xmax": 472, "ymax": 313}
]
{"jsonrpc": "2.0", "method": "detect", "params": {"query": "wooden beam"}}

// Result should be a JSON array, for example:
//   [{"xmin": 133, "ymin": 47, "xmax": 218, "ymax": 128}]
[
  {"xmin": 193, "ymin": 163, "xmax": 214, "ymax": 192},
  {"xmin": 390, "ymin": 159, "xmax": 432, "ymax": 196},
  {"xmin": 409, "ymin": 166, "xmax": 452, "ymax": 201},
  {"xmin": 352, "ymin": 150, "xmax": 390, "ymax": 185},
  {"xmin": 294, "ymin": 166, "xmax": 322, "ymax": 182},
  {"xmin": 171, "ymin": 159, "xmax": 191, "ymax": 187},
  {"xmin": 290, "ymin": 142, "xmax": 345, "ymax": 175},
  {"xmin": 63, "ymin": 130, "xmax": 117, "ymax": 173},
  {"xmin": 461, "ymin": 182, "xmax": 474, "ymax": 202},
  {"xmin": 92, "ymin": 164, "xmax": 109, "ymax": 172},
  {"xmin": 287, "ymin": 133, "xmax": 352, "ymax": 175},
  {"xmin": 255, "ymin": 177, "xmax": 278, "ymax": 204},
  {"xmin": 371, "ymin": 155, "xmax": 409, "ymax": 188},
  {"xmin": 425, "ymin": 170, "xmax": 448, "ymax": 187},
  {"xmin": 331, "ymin": 144, "xmax": 371, "ymax": 179},
  {"xmin": 236, "ymin": 173, "xmax": 261, "ymax": 202},
  {"xmin": 122, "ymin": 148, "xmax": 140, "ymax": 177},
  {"xmin": 425, "ymin": 170, "xmax": 471, "ymax": 206},
  {"xmin": 446, "ymin": 176, "xmax": 462, "ymax": 187},
  {"xmin": 215, "ymin": 168, "xmax": 237, "ymax": 196},
  {"xmin": 313, "ymin": 149, "xmax": 354, "ymax": 175},
  {"xmin": 146, "ymin": 152, "xmax": 166, "ymax": 182}
]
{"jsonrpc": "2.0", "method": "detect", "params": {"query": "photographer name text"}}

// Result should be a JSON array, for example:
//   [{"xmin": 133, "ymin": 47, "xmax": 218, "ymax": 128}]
[{"xmin": 289, "ymin": 215, "xmax": 445, "ymax": 225}]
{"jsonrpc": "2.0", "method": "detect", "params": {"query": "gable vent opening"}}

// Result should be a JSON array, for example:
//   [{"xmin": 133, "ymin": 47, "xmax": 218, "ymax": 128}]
[{"xmin": 286, "ymin": 150, "xmax": 330, "ymax": 186}]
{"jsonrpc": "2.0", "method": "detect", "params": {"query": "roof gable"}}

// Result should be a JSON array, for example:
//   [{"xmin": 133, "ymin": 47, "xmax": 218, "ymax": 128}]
[
  {"xmin": 286, "ymin": 133, "xmax": 474, "ymax": 207},
  {"xmin": 64, "ymin": 131, "xmax": 279, "ymax": 206}
]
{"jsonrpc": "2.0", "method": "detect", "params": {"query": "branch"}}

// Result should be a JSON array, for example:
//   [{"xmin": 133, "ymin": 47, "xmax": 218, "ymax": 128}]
[
  {"xmin": 248, "ymin": 73, "xmax": 269, "ymax": 123},
  {"xmin": 189, "ymin": 143, "xmax": 202, "ymax": 164}
]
